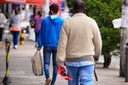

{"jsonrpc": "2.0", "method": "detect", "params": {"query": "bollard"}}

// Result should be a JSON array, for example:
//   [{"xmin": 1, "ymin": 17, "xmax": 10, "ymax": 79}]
[
  {"xmin": 2, "ymin": 39, "xmax": 11, "ymax": 85},
  {"xmin": 125, "ymin": 43, "xmax": 128, "ymax": 82},
  {"xmin": 20, "ymin": 30, "xmax": 25, "ymax": 45}
]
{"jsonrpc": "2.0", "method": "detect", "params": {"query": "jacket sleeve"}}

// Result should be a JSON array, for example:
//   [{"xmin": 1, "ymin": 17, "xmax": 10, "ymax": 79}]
[
  {"xmin": 0, "ymin": 14, "xmax": 7, "ymax": 24},
  {"xmin": 3, "ymin": 14, "xmax": 7, "ymax": 24},
  {"xmin": 56, "ymin": 22, "xmax": 68, "ymax": 65},
  {"xmin": 38, "ymin": 20, "xmax": 44, "ymax": 49},
  {"xmin": 92, "ymin": 21, "xmax": 102, "ymax": 61}
]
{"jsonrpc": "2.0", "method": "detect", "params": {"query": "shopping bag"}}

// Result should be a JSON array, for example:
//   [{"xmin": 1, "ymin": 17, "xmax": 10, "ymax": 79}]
[{"xmin": 31, "ymin": 50, "xmax": 43, "ymax": 76}]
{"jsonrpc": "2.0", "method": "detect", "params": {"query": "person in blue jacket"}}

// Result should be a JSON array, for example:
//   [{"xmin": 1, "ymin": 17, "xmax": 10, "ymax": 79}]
[{"xmin": 37, "ymin": 4, "xmax": 64, "ymax": 85}]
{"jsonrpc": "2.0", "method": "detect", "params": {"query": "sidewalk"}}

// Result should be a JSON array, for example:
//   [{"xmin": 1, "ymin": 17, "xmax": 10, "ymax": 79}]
[{"xmin": 0, "ymin": 33, "xmax": 128, "ymax": 85}]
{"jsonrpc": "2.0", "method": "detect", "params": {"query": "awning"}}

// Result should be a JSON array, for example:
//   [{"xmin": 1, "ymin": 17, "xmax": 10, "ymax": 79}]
[{"xmin": 0, "ymin": 0, "xmax": 45, "ymax": 6}]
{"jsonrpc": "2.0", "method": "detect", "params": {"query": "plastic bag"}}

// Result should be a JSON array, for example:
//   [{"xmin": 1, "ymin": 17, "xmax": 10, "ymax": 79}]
[{"xmin": 31, "ymin": 50, "xmax": 43, "ymax": 76}]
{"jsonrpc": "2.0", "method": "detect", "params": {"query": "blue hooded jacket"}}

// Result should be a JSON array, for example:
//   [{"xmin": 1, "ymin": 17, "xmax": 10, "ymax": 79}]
[{"xmin": 38, "ymin": 16, "xmax": 64, "ymax": 48}]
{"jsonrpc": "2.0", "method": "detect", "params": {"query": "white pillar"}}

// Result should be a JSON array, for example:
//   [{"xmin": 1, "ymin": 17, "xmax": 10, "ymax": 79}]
[
  {"xmin": 8, "ymin": 4, "xmax": 12, "ymax": 18},
  {"xmin": 44, "ymin": 0, "xmax": 50, "ymax": 17}
]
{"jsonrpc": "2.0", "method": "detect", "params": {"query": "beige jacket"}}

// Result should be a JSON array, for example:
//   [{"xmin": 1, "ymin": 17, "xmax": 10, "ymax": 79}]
[{"xmin": 56, "ymin": 13, "xmax": 102, "ymax": 65}]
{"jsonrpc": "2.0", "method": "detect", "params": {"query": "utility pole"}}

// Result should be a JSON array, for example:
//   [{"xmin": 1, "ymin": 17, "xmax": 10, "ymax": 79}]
[{"xmin": 120, "ymin": 0, "xmax": 128, "ymax": 77}]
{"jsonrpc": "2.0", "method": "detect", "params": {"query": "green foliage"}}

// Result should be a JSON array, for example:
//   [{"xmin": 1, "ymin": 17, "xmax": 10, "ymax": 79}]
[
  {"xmin": 86, "ymin": 0, "xmax": 121, "ymax": 58},
  {"xmin": 101, "ymin": 28, "xmax": 120, "ymax": 56},
  {"xmin": 86, "ymin": 0, "xmax": 121, "ymax": 28},
  {"xmin": 67, "ymin": 0, "xmax": 122, "ymax": 67},
  {"xmin": 67, "ymin": 0, "xmax": 74, "ymax": 8}
]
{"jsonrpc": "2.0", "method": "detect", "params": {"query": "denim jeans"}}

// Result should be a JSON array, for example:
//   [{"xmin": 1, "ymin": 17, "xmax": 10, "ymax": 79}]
[
  {"xmin": 43, "ymin": 46, "xmax": 58, "ymax": 85},
  {"xmin": 66, "ymin": 64, "xmax": 94, "ymax": 85},
  {"xmin": 11, "ymin": 31, "xmax": 20, "ymax": 46}
]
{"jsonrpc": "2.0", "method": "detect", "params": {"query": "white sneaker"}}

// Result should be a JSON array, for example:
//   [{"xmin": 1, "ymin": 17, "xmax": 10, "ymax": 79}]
[{"xmin": 13, "ymin": 45, "xmax": 18, "ymax": 49}]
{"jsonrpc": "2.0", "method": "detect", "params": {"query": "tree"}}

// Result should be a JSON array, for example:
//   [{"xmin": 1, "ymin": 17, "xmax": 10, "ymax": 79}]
[{"xmin": 67, "ymin": 0, "xmax": 121, "ymax": 68}]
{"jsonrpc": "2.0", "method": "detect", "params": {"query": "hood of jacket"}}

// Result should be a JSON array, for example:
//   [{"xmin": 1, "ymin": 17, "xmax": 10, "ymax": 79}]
[{"xmin": 48, "ymin": 15, "xmax": 63, "ymax": 25}]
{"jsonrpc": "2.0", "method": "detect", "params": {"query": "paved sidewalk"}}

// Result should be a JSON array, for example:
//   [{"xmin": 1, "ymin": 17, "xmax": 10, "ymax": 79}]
[{"xmin": 0, "ymin": 33, "xmax": 128, "ymax": 85}]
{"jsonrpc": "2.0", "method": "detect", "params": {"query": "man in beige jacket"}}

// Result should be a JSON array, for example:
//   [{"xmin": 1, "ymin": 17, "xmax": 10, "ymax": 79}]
[{"xmin": 56, "ymin": 0, "xmax": 102, "ymax": 85}]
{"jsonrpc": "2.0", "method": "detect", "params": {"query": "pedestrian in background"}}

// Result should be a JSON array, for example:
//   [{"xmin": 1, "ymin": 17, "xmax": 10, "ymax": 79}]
[
  {"xmin": 9, "ymin": 9, "xmax": 21, "ymax": 49},
  {"xmin": 0, "ymin": 8, "xmax": 7, "ymax": 44},
  {"xmin": 33, "ymin": 11, "xmax": 43, "ymax": 47},
  {"xmin": 56, "ymin": 0, "xmax": 102, "ymax": 85},
  {"xmin": 37, "ymin": 4, "xmax": 64, "ymax": 85}
]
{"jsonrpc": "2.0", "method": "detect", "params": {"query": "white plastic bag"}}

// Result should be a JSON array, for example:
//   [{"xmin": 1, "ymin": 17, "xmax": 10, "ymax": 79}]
[{"xmin": 31, "ymin": 50, "xmax": 43, "ymax": 76}]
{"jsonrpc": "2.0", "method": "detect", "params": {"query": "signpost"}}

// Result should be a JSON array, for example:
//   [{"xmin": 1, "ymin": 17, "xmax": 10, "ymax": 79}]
[
  {"xmin": 120, "ymin": 0, "xmax": 128, "ymax": 82},
  {"xmin": 112, "ymin": 0, "xmax": 128, "ymax": 82}
]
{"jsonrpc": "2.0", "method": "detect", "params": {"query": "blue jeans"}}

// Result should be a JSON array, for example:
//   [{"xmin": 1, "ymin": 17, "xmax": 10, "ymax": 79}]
[
  {"xmin": 66, "ymin": 64, "xmax": 94, "ymax": 85},
  {"xmin": 43, "ymin": 46, "xmax": 58, "ymax": 85},
  {"xmin": 11, "ymin": 31, "xmax": 20, "ymax": 46}
]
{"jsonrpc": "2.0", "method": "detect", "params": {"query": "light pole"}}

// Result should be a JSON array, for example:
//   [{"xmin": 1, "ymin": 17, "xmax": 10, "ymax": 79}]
[{"xmin": 120, "ymin": 0, "xmax": 128, "ymax": 81}]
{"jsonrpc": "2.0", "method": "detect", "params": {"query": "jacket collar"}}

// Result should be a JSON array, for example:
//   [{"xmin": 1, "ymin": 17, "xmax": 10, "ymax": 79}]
[{"xmin": 73, "ymin": 13, "xmax": 86, "ymax": 17}]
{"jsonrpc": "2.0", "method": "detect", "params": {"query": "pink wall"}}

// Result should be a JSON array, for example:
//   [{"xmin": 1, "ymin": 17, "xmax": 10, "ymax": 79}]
[{"xmin": 50, "ymin": 0, "xmax": 61, "ymax": 16}]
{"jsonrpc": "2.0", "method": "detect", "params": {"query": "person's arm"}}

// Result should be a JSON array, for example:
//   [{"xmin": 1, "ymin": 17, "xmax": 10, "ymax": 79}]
[
  {"xmin": 56, "ymin": 22, "xmax": 68, "ymax": 65},
  {"xmin": 0, "ymin": 13, "xmax": 7, "ymax": 24},
  {"xmin": 32, "ymin": 16, "xmax": 36, "ymax": 26},
  {"xmin": 92, "ymin": 21, "xmax": 102, "ymax": 62},
  {"xmin": 37, "ymin": 19, "xmax": 45, "ymax": 50},
  {"xmin": 9, "ymin": 16, "xmax": 13, "ymax": 28}
]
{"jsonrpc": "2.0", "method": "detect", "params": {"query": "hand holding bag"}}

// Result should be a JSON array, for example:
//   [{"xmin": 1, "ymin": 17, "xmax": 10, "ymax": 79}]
[{"xmin": 31, "ymin": 50, "xmax": 43, "ymax": 76}]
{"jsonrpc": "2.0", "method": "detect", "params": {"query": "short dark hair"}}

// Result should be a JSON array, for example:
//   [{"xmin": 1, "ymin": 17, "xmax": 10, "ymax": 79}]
[
  {"xmin": 72, "ymin": 0, "xmax": 86, "ymax": 14},
  {"xmin": 49, "ymin": 4, "xmax": 59, "ymax": 14},
  {"xmin": 37, "ymin": 11, "xmax": 42, "ymax": 17},
  {"xmin": 15, "ymin": 9, "xmax": 20, "ymax": 15}
]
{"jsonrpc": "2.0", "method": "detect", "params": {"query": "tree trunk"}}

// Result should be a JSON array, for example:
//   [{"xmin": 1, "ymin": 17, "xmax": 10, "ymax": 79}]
[
  {"xmin": 120, "ymin": 30, "xmax": 126, "ymax": 77},
  {"xmin": 103, "ymin": 56, "xmax": 112, "ymax": 68}
]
